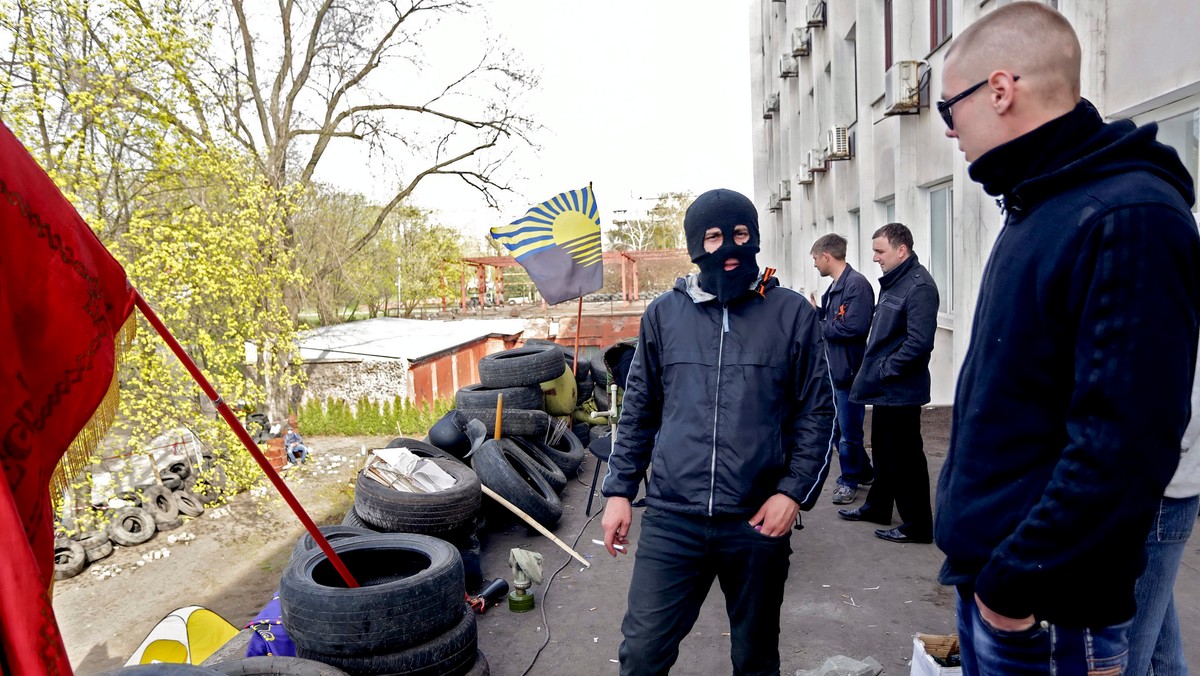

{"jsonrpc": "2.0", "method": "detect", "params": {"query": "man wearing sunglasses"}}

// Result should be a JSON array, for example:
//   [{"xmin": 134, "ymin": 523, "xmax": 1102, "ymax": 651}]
[{"xmin": 933, "ymin": 2, "xmax": 1200, "ymax": 675}]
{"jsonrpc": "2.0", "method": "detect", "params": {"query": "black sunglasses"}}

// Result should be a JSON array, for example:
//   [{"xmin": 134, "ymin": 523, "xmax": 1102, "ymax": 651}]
[{"xmin": 937, "ymin": 75, "xmax": 1019, "ymax": 130}]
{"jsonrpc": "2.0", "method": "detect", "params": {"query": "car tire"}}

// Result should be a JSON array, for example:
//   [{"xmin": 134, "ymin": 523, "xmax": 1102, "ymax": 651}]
[
  {"xmin": 107, "ymin": 507, "xmax": 157, "ymax": 546},
  {"xmin": 208, "ymin": 656, "xmax": 350, "ymax": 675},
  {"xmin": 54, "ymin": 537, "xmax": 88, "ymax": 580},
  {"xmin": 353, "ymin": 458, "xmax": 480, "ymax": 537},
  {"xmin": 85, "ymin": 538, "xmax": 115, "ymax": 563},
  {"xmin": 477, "ymin": 345, "xmax": 565, "ymax": 388},
  {"xmin": 453, "ymin": 383, "xmax": 543, "ymax": 412},
  {"xmin": 173, "ymin": 489, "xmax": 206, "ymax": 517},
  {"xmin": 280, "ymin": 534, "xmax": 466, "ymax": 656},
  {"xmin": 295, "ymin": 610, "xmax": 476, "ymax": 676},
  {"xmin": 142, "ymin": 485, "xmax": 181, "ymax": 525},
  {"xmin": 456, "ymin": 408, "xmax": 550, "ymax": 438},
  {"xmin": 471, "ymin": 439, "xmax": 562, "ymax": 528},
  {"xmin": 289, "ymin": 525, "xmax": 375, "ymax": 563},
  {"xmin": 507, "ymin": 438, "xmax": 568, "ymax": 494}
]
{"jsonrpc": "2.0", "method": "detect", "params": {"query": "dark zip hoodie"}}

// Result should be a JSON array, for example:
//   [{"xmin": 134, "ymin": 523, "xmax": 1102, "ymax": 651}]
[{"xmin": 935, "ymin": 100, "xmax": 1200, "ymax": 627}]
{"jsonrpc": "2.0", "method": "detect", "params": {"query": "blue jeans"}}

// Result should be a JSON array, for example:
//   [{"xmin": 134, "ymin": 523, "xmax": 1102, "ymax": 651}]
[
  {"xmin": 957, "ymin": 591, "xmax": 1132, "ymax": 675},
  {"xmin": 286, "ymin": 444, "xmax": 308, "ymax": 464},
  {"xmin": 618, "ymin": 507, "xmax": 793, "ymax": 676},
  {"xmin": 833, "ymin": 386, "xmax": 873, "ymax": 488},
  {"xmin": 1128, "ymin": 494, "xmax": 1199, "ymax": 676}
]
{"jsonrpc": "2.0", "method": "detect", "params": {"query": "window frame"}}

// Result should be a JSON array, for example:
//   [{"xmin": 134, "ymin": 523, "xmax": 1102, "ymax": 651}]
[
  {"xmin": 928, "ymin": 182, "xmax": 954, "ymax": 319},
  {"xmin": 930, "ymin": 0, "xmax": 952, "ymax": 51}
]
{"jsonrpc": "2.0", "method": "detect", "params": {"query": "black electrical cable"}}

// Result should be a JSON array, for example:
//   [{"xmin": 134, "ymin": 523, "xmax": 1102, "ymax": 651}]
[{"xmin": 519, "ymin": 503, "xmax": 606, "ymax": 676}]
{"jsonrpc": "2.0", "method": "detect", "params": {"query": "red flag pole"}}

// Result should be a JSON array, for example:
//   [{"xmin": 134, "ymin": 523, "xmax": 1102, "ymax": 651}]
[{"xmin": 133, "ymin": 292, "xmax": 359, "ymax": 588}]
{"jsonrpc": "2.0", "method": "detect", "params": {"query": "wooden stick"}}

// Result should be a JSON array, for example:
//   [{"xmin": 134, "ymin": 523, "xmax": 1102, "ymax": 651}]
[
  {"xmin": 481, "ymin": 484, "xmax": 590, "ymax": 568},
  {"xmin": 493, "ymin": 392, "xmax": 504, "ymax": 440}
]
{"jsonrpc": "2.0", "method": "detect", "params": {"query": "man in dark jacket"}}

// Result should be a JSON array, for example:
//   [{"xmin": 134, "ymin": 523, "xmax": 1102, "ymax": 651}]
[
  {"xmin": 838, "ymin": 223, "xmax": 939, "ymax": 544},
  {"xmin": 600, "ymin": 188, "xmax": 834, "ymax": 676},
  {"xmin": 935, "ymin": 4, "xmax": 1200, "ymax": 674},
  {"xmin": 810, "ymin": 234, "xmax": 875, "ymax": 505}
]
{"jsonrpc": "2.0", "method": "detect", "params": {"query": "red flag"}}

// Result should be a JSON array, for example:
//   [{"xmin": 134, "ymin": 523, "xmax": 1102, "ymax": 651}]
[{"xmin": 0, "ymin": 121, "xmax": 136, "ymax": 674}]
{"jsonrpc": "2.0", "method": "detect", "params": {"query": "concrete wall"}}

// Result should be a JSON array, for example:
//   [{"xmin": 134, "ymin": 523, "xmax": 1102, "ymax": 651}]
[
  {"xmin": 301, "ymin": 360, "xmax": 410, "ymax": 411},
  {"xmin": 751, "ymin": 0, "xmax": 1200, "ymax": 405}
]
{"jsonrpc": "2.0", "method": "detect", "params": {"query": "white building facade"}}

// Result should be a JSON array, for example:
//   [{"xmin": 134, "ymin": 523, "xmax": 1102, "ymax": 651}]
[{"xmin": 750, "ymin": 0, "xmax": 1200, "ymax": 404}]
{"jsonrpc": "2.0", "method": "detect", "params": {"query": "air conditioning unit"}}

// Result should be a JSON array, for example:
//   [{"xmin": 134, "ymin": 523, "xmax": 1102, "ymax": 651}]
[
  {"xmin": 779, "ymin": 179, "xmax": 792, "ymax": 201},
  {"xmin": 883, "ymin": 60, "xmax": 921, "ymax": 115},
  {"xmin": 826, "ymin": 124, "xmax": 851, "ymax": 160},
  {"xmin": 768, "ymin": 192, "xmax": 782, "ymax": 212},
  {"xmin": 791, "ymin": 28, "xmax": 811, "ymax": 57},
  {"xmin": 796, "ymin": 166, "xmax": 814, "ymax": 185},
  {"xmin": 807, "ymin": 0, "xmax": 826, "ymax": 27},
  {"xmin": 778, "ymin": 54, "xmax": 799, "ymax": 78},
  {"xmin": 762, "ymin": 92, "xmax": 781, "ymax": 119},
  {"xmin": 808, "ymin": 148, "xmax": 827, "ymax": 173}
]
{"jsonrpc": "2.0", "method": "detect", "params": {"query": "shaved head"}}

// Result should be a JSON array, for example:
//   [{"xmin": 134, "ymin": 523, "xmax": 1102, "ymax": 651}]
[
  {"xmin": 945, "ymin": 2, "xmax": 1081, "ymax": 107},
  {"xmin": 941, "ymin": 2, "xmax": 1082, "ymax": 161}
]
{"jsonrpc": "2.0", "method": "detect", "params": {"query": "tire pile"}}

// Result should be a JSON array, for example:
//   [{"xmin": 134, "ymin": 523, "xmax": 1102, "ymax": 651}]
[
  {"xmin": 283, "ymin": 533, "xmax": 489, "ymax": 676},
  {"xmin": 274, "ymin": 342, "xmax": 605, "ymax": 675},
  {"xmin": 437, "ymin": 342, "xmax": 592, "ymax": 530},
  {"xmin": 54, "ymin": 456, "xmax": 229, "ymax": 582}
]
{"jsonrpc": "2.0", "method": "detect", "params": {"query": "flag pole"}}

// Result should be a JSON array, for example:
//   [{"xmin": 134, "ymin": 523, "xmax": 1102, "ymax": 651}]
[
  {"xmin": 572, "ymin": 296, "xmax": 583, "ymax": 376},
  {"xmin": 133, "ymin": 292, "xmax": 360, "ymax": 588}
]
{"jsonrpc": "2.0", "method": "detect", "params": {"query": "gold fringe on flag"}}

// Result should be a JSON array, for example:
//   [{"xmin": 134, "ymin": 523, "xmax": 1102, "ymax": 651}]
[{"xmin": 50, "ymin": 314, "xmax": 137, "ymax": 507}]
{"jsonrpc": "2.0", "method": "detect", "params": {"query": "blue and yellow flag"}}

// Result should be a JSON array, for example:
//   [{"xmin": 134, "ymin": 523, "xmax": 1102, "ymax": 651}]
[{"xmin": 491, "ymin": 185, "xmax": 603, "ymax": 305}]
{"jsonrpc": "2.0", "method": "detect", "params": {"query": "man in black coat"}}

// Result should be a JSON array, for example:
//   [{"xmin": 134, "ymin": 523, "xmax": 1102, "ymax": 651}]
[
  {"xmin": 935, "ymin": 3, "xmax": 1200, "ymax": 674},
  {"xmin": 838, "ymin": 222, "xmax": 938, "ymax": 544},
  {"xmin": 810, "ymin": 233, "xmax": 876, "ymax": 505}
]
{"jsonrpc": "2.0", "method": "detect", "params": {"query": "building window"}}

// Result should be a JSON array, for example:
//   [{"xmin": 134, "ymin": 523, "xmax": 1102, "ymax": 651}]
[
  {"xmin": 850, "ymin": 209, "xmax": 862, "ymax": 269},
  {"xmin": 931, "ymin": 0, "xmax": 952, "ymax": 51},
  {"xmin": 930, "ymin": 184, "xmax": 953, "ymax": 314},
  {"xmin": 1135, "ymin": 101, "xmax": 1200, "ymax": 215},
  {"xmin": 1157, "ymin": 109, "xmax": 1200, "ymax": 213},
  {"xmin": 884, "ymin": 0, "xmax": 894, "ymax": 71}
]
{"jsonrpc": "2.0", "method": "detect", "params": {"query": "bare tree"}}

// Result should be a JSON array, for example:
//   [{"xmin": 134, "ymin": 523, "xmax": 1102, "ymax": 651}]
[{"xmin": 209, "ymin": 0, "xmax": 535, "ymax": 416}]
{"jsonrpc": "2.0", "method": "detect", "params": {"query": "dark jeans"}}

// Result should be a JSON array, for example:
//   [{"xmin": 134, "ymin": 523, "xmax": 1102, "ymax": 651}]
[
  {"xmin": 957, "ymin": 591, "xmax": 1132, "ymax": 675},
  {"xmin": 618, "ymin": 507, "xmax": 793, "ymax": 676},
  {"xmin": 833, "ymin": 386, "xmax": 873, "ymax": 488},
  {"xmin": 861, "ymin": 405, "xmax": 931, "ymax": 538}
]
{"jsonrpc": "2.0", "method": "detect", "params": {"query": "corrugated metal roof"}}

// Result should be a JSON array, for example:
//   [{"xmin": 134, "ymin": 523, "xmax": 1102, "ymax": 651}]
[{"xmin": 297, "ymin": 317, "xmax": 526, "ymax": 363}]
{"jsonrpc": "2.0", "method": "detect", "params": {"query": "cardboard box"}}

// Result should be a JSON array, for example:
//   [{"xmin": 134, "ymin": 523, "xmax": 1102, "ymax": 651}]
[{"xmin": 910, "ymin": 634, "xmax": 962, "ymax": 676}]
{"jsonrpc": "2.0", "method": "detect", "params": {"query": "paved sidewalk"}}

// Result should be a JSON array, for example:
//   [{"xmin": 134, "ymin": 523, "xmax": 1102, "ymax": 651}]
[{"xmin": 474, "ymin": 407, "xmax": 1200, "ymax": 675}]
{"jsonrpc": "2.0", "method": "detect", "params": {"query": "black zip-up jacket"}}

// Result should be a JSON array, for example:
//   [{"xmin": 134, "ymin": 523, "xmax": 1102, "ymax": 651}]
[
  {"xmin": 849, "ymin": 254, "xmax": 939, "ymax": 406},
  {"xmin": 601, "ymin": 274, "xmax": 834, "ymax": 515},
  {"xmin": 935, "ymin": 100, "xmax": 1200, "ymax": 627},
  {"xmin": 817, "ymin": 264, "xmax": 875, "ymax": 389}
]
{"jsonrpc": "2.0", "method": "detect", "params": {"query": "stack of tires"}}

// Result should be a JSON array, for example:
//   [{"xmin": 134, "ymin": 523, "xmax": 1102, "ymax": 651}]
[
  {"xmin": 427, "ymin": 343, "xmax": 588, "ymax": 532},
  {"xmin": 341, "ymin": 446, "xmax": 484, "ymax": 593},
  {"xmin": 281, "ymin": 533, "xmax": 489, "ymax": 675},
  {"xmin": 54, "ymin": 458, "xmax": 227, "ymax": 582}
]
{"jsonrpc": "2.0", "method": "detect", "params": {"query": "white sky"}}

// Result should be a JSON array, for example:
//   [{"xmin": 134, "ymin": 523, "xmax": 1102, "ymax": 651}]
[{"xmin": 314, "ymin": 0, "xmax": 754, "ymax": 244}]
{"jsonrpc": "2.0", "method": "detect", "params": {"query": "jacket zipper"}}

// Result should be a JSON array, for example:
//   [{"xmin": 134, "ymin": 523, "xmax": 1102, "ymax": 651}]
[{"xmin": 709, "ymin": 305, "xmax": 729, "ymax": 516}]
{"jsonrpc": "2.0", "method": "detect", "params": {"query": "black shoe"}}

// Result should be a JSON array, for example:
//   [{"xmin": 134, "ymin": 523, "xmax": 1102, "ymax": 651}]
[
  {"xmin": 874, "ymin": 527, "xmax": 932, "ymax": 544},
  {"xmin": 837, "ymin": 506, "xmax": 891, "ymax": 525}
]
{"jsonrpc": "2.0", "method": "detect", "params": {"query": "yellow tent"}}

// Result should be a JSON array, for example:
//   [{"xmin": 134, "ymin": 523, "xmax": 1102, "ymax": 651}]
[{"xmin": 124, "ymin": 606, "xmax": 238, "ymax": 666}]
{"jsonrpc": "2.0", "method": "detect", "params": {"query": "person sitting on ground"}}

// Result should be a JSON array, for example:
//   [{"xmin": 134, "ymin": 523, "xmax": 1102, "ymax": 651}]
[{"xmin": 284, "ymin": 427, "xmax": 309, "ymax": 466}]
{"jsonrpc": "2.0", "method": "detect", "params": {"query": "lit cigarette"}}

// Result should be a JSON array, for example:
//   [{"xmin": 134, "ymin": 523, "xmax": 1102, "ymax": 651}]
[{"xmin": 592, "ymin": 538, "xmax": 625, "ymax": 550}]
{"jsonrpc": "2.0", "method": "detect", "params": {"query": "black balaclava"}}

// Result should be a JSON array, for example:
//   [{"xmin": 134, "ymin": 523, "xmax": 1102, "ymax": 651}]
[{"xmin": 683, "ymin": 188, "xmax": 761, "ymax": 303}]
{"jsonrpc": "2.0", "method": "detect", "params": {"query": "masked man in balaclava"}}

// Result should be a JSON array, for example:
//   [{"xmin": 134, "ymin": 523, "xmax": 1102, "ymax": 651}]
[{"xmin": 601, "ymin": 188, "xmax": 834, "ymax": 675}]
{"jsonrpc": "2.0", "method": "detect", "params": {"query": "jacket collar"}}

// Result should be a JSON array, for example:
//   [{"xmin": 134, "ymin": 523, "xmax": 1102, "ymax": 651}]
[
  {"xmin": 678, "ymin": 270, "xmax": 779, "ymax": 304},
  {"xmin": 878, "ymin": 254, "xmax": 919, "ymax": 291}
]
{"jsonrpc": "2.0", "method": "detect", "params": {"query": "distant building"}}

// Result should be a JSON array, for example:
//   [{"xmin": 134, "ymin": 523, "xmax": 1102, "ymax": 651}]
[
  {"xmin": 751, "ymin": 0, "xmax": 1200, "ymax": 404},
  {"xmin": 297, "ymin": 317, "xmax": 525, "ymax": 408}
]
